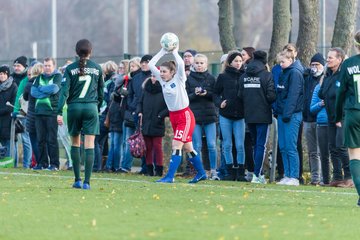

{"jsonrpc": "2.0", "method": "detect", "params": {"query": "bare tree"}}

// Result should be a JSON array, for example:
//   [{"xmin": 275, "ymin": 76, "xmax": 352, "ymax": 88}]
[
  {"xmin": 218, "ymin": 0, "xmax": 237, "ymax": 53},
  {"xmin": 232, "ymin": 0, "xmax": 244, "ymax": 48},
  {"xmin": 268, "ymin": 0, "xmax": 291, "ymax": 67},
  {"xmin": 331, "ymin": 0, "xmax": 358, "ymax": 55},
  {"xmin": 296, "ymin": 0, "xmax": 319, "ymax": 66}
]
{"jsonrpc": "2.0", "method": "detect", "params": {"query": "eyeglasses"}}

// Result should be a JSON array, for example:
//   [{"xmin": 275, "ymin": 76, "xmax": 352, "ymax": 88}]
[
  {"xmin": 183, "ymin": 55, "xmax": 193, "ymax": 58},
  {"xmin": 310, "ymin": 63, "xmax": 321, "ymax": 67}
]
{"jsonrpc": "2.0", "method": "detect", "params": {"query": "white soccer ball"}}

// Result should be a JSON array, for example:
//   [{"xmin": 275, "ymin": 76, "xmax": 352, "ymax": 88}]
[{"xmin": 160, "ymin": 32, "xmax": 179, "ymax": 52}]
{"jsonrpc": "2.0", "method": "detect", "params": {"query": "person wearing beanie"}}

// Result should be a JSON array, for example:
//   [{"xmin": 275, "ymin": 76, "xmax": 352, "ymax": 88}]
[
  {"xmin": 303, "ymin": 52, "xmax": 325, "ymax": 185},
  {"xmin": 238, "ymin": 50, "xmax": 276, "ymax": 184},
  {"xmin": 140, "ymin": 54, "xmax": 153, "ymax": 64},
  {"xmin": 12, "ymin": 56, "xmax": 32, "ymax": 168},
  {"xmin": 183, "ymin": 49, "xmax": 197, "ymax": 76},
  {"xmin": 0, "ymin": 65, "xmax": 18, "ymax": 157},
  {"xmin": 213, "ymin": 50, "xmax": 246, "ymax": 181},
  {"xmin": 335, "ymin": 30, "xmax": 360, "ymax": 206}
]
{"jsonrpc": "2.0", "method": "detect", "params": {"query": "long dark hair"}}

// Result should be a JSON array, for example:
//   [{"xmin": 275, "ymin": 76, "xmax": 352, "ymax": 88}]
[{"xmin": 75, "ymin": 39, "xmax": 92, "ymax": 76}]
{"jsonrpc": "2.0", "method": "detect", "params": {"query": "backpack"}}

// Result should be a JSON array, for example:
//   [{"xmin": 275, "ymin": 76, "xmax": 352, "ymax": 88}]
[{"xmin": 127, "ymin": 116, "xmax": 146, "ymax": 158}]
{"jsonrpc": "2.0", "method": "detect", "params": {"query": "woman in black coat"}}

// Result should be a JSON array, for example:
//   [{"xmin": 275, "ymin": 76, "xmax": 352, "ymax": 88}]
[
  {"xmin": 213, "ymin": 51, "xmax": 245, "ymax": 180},
  {"xmin": 137, "ymin": 75, "xmax": 168, "ymax": 176},
  {"xmin": 0, "ymin": 66, "xmax": 18, "ymax": 156},
  {"xmin": 186, "ymin": 53, "xmax": 218, "ymax": 180}
]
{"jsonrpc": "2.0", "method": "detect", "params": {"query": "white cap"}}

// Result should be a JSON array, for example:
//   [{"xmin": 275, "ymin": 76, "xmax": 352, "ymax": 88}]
[{"xmin": 220, "ymin": 54, "xmax": 228, "ymax": 64}]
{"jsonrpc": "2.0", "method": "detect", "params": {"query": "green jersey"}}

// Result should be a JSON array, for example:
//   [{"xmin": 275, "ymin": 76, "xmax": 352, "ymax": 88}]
[
  {"xmin": 57, "ymin": 59, "xmax": 104, "ymax": 115},
  {"xmin": 335, "ymin": 54, "xmax": 360, "ymax": 122}
]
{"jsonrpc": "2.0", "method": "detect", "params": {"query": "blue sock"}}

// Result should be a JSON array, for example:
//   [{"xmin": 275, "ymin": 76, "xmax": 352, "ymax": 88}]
[
  {"xmin": 188, "ymin": 152, "xmax": 206, "ymax": 176},
  {"xmin": 165, "ymin": 154, "xmax": 182, "ymax": 178}
]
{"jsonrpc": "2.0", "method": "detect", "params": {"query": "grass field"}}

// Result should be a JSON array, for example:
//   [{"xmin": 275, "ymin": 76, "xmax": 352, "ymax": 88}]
[{"xmin": 0, "ymin": 168, "xmax": 358, "ymax": 240}]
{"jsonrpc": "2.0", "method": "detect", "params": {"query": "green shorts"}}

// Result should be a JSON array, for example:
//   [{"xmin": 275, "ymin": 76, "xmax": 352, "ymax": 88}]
[
  {"xmin": 67, "ymin": 103, "xmax": 99, "ymax": 136},
  {"xmin": 344, "ymin": 110, "xmax": 360, "ymax": 148}
]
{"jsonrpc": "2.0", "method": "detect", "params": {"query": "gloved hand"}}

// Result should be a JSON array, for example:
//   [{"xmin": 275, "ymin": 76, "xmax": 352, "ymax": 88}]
[{"xmin": 282, "ymin": 117, "xmax": 290, "ymax": 123}]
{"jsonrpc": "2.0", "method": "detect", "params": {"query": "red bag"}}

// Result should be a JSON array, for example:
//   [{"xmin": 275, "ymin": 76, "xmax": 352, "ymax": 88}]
[{"xmin": 127, "ymin": 115, "xmax": 146, "ymax": 158}]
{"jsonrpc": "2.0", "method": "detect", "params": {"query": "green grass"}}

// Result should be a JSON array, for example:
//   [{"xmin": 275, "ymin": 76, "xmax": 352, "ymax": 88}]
[{"xmin": 0, "ymin": 168, "xmax": 358, "ymax": 240}]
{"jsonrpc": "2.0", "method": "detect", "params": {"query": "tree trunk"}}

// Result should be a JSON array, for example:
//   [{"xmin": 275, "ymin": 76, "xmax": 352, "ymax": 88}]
[
  {"xmin": 296, "ymin": 0, "xmax": 319, "ymax": 66},
  {"xmin": 232, "ymin": 0, "xmax": 244, "ymax": 48},
  {"xmin": 331, "ymin": 0, "xmax": 358, "ymax": 55},
  {"xmin": 268, "ymin": 0, "xmax": 291, "ymax": 67},
  {"xmin": 218, "ymin": 0, "xmax": 237, "ymax": 53}
]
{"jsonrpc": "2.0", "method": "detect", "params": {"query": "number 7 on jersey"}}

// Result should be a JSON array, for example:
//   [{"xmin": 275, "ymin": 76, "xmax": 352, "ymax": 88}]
[{"xmin": 79, "ymin": 75, "xmax": 91, "ymax": 98}]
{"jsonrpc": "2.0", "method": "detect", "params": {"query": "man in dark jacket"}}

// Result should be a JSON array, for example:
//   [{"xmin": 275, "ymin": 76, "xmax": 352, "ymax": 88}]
[
  {"xmin": 318, "ymin": 47, "xmax": 352, "ymax": 187},
  {"xmin": 303, "ymin": 53, "xmax": 325, "ymax": 185},
  {"xmin": 12, "ymin": 56, "xmax": 32, "ymax": 168},
  {"xmin": 239, "ymin": 51, "xmax": 276, "ymax": 184}
]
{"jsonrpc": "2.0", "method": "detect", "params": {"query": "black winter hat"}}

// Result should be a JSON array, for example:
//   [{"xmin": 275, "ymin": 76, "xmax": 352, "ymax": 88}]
[
  {"xmin": 13, "ymin": 56, "xmax": 28, "ymax": 68},
  {"xmin": 310, "ymin": 53, "xmax": 325, "ymax": 66},
  {"xmin": 0, "ymin": 65, "xmax": 10, "ymax": 77},
  {"xmin": 253, "ymin": 50, "xmax": 268, "ymax": 65},
  {"xmin": 140, "ymin": 54, "xmax": 153, "ymax": 63},
  {"xmin": 184, "ymin": 49, "xmax": 197, "ymax": 57}
]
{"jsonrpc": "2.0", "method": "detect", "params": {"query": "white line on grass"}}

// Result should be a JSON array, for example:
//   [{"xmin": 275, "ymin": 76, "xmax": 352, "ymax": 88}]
[{"xmin": 0, "ymin": 171, "xmax": 357, "ymax": 196}]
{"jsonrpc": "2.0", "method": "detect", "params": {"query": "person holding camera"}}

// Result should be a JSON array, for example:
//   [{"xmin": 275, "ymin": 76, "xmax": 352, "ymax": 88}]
[{"xmin": 186, "ymin": 53, "xmax": 218, "ymax": 180}]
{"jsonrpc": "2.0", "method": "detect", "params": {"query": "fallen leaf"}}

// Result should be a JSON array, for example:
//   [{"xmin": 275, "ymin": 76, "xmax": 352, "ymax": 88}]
[
  {"xmin": 92, "ymin": 219, "xmax": 96, "ymax": 227},
  {"xmin": 216, "ymin": 204, "xmax": 224, "ymax": 212}
]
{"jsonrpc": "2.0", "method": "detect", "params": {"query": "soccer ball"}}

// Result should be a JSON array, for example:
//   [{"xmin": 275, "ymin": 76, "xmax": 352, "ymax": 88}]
[{"xmin": 160, "ymin": 32, "xmax": 179, "ymax": 52}]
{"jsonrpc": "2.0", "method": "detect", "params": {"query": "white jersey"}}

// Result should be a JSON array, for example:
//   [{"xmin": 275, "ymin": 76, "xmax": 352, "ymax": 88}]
[{"xmin": 149, "ymin": 49, "xmax": 189, "ymax": 111}]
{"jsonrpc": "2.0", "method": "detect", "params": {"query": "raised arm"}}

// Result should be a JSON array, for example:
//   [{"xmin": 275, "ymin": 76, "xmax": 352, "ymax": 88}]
[
  {"xmin": 173, "ymin": 48, "xmax": 186, "ymax": 82},
  {"xmin": 148, "ymin": 48, "xmax": 167, "ymax": 82}
]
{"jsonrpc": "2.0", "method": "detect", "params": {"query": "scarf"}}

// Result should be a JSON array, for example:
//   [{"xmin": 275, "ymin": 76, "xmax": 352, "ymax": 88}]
[{"xmin": 0, "ymin": 77, "xmax": 14, "ymax": 92}]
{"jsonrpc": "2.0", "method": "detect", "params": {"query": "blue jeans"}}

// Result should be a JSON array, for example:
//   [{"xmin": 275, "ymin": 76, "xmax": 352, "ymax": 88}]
[
  {"xmin": 15, "ymin": 118, "xmax": 32, "ymax": 168},
  {"xmin": 106, "ymin": 131, "xmax": 123, "ymax": 170},
  {"xmin": 121, "ymin": 123, "xmax": 134, "ymax": 171},
  {"xmin": 248, "ymin": 123, "xmax": 269, "ymax": 177},
  {"xmin": 192, "ymin": 123, "xmax": 217, "ymax": 170},
  {"xmin": 278, "ymin": 112, "xmax": 302, "ymax": 178},
  {"xmin": 219, "ymin": 115, "xmax": 245, "ymax": 165}
]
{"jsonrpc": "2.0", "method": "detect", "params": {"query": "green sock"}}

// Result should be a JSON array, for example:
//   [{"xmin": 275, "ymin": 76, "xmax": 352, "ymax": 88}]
[
  {"xmin": 71, "ymin": 146, "xmax": 81, "ymax": 182},
  {"xmin": 349, "ymin": 159, "xmax": 360, "ymax": 196},
  {"xmin": 84, "ymin": 148, "xmax": 94, "ymax": 185}
]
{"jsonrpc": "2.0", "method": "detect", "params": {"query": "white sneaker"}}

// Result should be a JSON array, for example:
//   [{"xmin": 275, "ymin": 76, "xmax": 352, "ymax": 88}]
[
  {"xmin": 245, "ymin": 171, "xmax": 253, "ymax": 182},
  {"xmin": 209, "ymin": 170, "xmax": 220, "ymax": 181},
  {"xmin": 251, "ymin": 175, "xmax": 267, "ymax": 184},
  {"xmin": 284, "ymin": 178, "xmax": 299, "ymax": 186},
  {"xmin": 276, "ymin": 177, "xmax": 290, "ymax": 185}
]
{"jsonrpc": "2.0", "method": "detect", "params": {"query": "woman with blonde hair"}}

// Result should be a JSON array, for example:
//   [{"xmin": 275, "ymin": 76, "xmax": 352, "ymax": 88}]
[{"xmin": 23, "ymin": 62, "xmax": 44, "ymax": 166}]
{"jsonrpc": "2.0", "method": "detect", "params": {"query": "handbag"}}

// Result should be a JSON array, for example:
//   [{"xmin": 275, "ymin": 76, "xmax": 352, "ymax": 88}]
[{"xmin": 127, "ymin": 115, "xmax": 146, "ymax": 158}]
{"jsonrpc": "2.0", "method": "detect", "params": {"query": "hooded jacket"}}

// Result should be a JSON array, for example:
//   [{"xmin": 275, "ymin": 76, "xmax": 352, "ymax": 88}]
[
  {"xmin": 275, "ymin": 60, "xmax": 304, "ymax": 122},
  {"xmin": 186, "ymin": 70, "xmax": 217, "ymax": 124},
  {"xmin": 239, "ymin": 59, "xmax": 276, "ymax": 124},
  {"xmin": 213, "ymin": 66, "xmax": 244, "ymax": 120}
]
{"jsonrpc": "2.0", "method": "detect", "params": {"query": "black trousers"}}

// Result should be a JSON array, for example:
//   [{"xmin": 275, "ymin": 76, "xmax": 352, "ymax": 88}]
[{"xmin": 35, "ymin": 115, "xmax": 59, "ymax": 168}]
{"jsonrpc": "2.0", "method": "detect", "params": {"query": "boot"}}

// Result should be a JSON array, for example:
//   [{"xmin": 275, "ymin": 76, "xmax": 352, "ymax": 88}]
[
  {"xmin": 155, "ymin": 165, "xmax": 163, "ymax": 177},
  {"xmin": 146, "ymin": 164, "xmax": 154, "ymax": 176},
  {"xmin": 236, "ymin": 164, "xmax": 247, "ymax": 182},
  {"xmin": 222, "ymin": 164, "xmax": 235, "ymax": 181}
]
